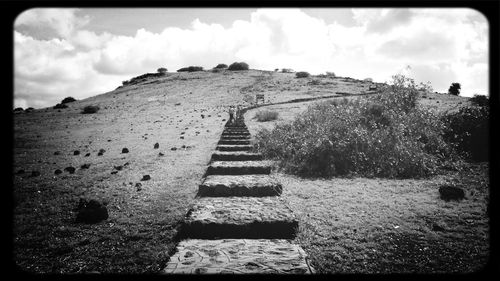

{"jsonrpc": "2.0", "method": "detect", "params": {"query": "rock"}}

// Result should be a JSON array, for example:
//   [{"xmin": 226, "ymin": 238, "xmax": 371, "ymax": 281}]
[
  {"xmin": 54, "ymin": 151, "xmax": 61, "ymax": 155},
  {"xmin": 154, "ymin": 143, "xmax": 159, "ymax": 149},
  {"xmin": 111, "ymin": 171, "xmax": 118, "ymax": 175},
  {"xmin": 122, "ymin": 148, "xmax": 129, "ymax": 153},
  {"xmin": 135, "ymin": 182, "xmax": 142, "ymax": 191},
  {"xmin": 74, "ymin": 150, "xmax": 80, "ymax": 156},
  {"xmin": 158, "ymin": 152, "xmax": 165, "ymax": 156},
  {"xmin": 180, "ymin": 136, "xmax": 184, "ymax": 139},
  {"xmin": 98, "ymin": 149, "xmax": 105, "ymax": 156},
  {"xmin": 432, "ymin": 223, "xmax": 446, "ymax": 232},
  {"xmin": 141, "ymin": 175, "xmax": 151, "ymax": 181},
  {"xmin": 30, "ymin": 171, "xmax": 41, "ymax": 177},
  {"xmin": 181, "ymin": 145, "xmax": 186, "ymax": 149},
  {"xmin": 54, "ymin": 169, "xmax": 62, "ymax": 175},
  {"xmin": 84, "ymin": 153, "xmax": 91, "ymax": 157},
  {"xmin": 114, "ymin": 165, "xmax": 123, "ymax": 171},
  {"xmin": 439, "ymin": 185, "xmax": 465, "ymax": 201},
  {"xmin": 64, "ymin": 166, "xmax": 76, "ymax": 174},
  {"xmin": 124, "ymin": 162, "xmax": 130, "ymax": 166},
  {"xmin": 171, "ymin": 147, "xmax": 177, "ymax": 151},
  {"xmin": 80, "ymin": 164, "xmax": 90, "ymax": 169},
  {"xmin": 75, "ymin": 199, "xmax": 108, "ymax": 224}
]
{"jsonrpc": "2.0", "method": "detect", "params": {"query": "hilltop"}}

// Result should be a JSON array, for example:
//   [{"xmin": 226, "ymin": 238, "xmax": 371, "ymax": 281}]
[{"xmin": 13, "ymin": 69, "xmax": 486, "ymax": 273}]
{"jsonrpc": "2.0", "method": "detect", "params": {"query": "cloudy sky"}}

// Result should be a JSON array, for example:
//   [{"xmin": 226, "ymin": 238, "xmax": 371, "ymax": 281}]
[{"xmin": 14, "ymin": 8, "xmax": 488, "ymax": 109}]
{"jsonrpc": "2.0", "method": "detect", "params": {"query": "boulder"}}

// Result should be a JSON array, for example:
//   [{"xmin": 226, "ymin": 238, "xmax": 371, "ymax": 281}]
[
  {"xmin": 122, "ymin": 148, "xmax": 129, "ymax": 153},
  {"xmin": 75, "ymin": 199, "xmax": 108, "ymax": 224},
  {"xmin": 439, "ymin": 185, "xmax": 465, "ymax": 201},
  {"xmin": 154, "ymin": 142, "xmax": 159, "ymax": 149},
  {"xmin": 64, "ymin": 166, "xmax": 76, "ymax": 174}
]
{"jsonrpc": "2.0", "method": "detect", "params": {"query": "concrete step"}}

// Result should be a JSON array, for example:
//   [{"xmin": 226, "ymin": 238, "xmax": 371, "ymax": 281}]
[
  {"xmin": 198, "ymin": 175, "xmax": 282, "ymax": 197},
  {"xmin": 218, "ymin": 139, "xmax": 251, "ymax": 145},
  {"xmin": 163, "ymin": 239, "xmax": 315, "ymax": 274},
  {"xmin": 216, "ymin": 145, "xmax": 253, "ymax": 152},
  {"xmin": 180, "ymin": 197, "xmax": 298, "ymax": 239},
  {"xmin": 211, "ymin": 151, "xmax": 262, "ymax": 161},
  {"xmin": 220, "ymin": 135, "xmax": 251, "ymax": 140},
  {"xmin": 223, "ymin": 130, "xmax": 249, "ymax": 134},
  {"xmin": 207, "ymin": 161, "xmax": 271, "ymax": 175},
  {"xmin": 222, "ymin": 131, "xmax": 250, "ymax": 136}
]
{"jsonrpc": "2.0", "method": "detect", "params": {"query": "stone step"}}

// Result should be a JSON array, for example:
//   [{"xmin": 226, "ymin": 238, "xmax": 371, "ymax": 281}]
[
  {"xmin": 216, "ymin": 145, "xmax": 253, "ymax": 152},
  {"xmin": 163, "ymin": 239, "xmax": 315, "ymax": 274},
  {"xmin": 180, "ymin": 197, "xmax": 298, "ymax": 239},
  {"xmin": 218, "ymin": 139, "xmax": 251, "ymax": 145},
  {"xmin": 223, "ymin": 129, "xmax": 249, "ymax": 134},
  {"xmin": 207, "ymin": 161, "xmax": 271, "ymax": 175},
  {"xmin": 211, "ymin": 151, "xmax": 262, "ymax": 161},
  {"xmin": 222, "ymin": 131, "xmax": 250, "ymax": 136},
  {"xmin": 225, "ymin": 124, "xmax": 247, "ymax": 128},
  {"xmin": 221, "ymin": 135, "xmax": 251, "ymax": 140},
  {"xmin": 198, "ymin": 175, "xmax": 282, "ymax": 197}
]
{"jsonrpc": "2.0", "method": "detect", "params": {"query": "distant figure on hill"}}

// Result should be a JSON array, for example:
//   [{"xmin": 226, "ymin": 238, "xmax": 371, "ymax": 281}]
[
  {"xmin": 236, "ymin": 105, "xmax": 242, "ymax": 121},
  {"xmin": 228, "ymin": 106, "xmax": 235, "ymax": 124}
]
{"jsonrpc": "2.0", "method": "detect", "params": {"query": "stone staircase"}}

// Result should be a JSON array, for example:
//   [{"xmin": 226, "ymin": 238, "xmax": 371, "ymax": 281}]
[{"xmin": 163, "ymin": 115, "xmax": 315, "ymax": 274}]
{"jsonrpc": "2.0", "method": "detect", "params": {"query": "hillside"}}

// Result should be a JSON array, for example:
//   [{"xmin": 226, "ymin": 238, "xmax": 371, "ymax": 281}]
[{"xmin": 12, "ymin": 69, "xmax": 487, "ymax": 273}]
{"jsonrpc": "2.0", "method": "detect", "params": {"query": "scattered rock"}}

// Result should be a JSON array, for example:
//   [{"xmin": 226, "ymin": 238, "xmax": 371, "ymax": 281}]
[
  {"xmin": 432, "ymin": 223, "xmax": 446, "ymax": 232},
  {"xmin": 181, "ymin": 145, "xmax": 186, "ymax": 149},
  {"xmin": 98, "ymin": 149, "xmax": 105, "ymax": 156},
  {"xmin": 74, "ymin": 150, "xmax": 80, "ymax": 156},
  {"xmin": 158, "ymin": 152, "xmax": 164, "ymax": 156},
  {"xmin": 54, "ymin": 169, "xmax": 62, "ymax": 175},
  {"xmin": 30, "ymin": 171, "xmax": 41, "ymax": 177},
  {"xmin": 85, "ymin": 153, "xmax": 91, "ymax": 157},
  {"xmin": 64, "ymin": 166, "xmax": 76, "ymax": 174},
  {"xmin": 16, "ymin": 169, "xmax": 25, "ymax": 174},
  {"xmin": 180, "ymin": 136, "xmax": 184, "ymax": 139},
  {"xmin": 439, "ymin": 185, "xmax": 465, "ymax": 201},
  {"xmin": 135, "ymin": 182, "xmax": 142, "ymax": 191},
  {"xmin": 124, "ymin": 162, "xmax": 130, "ymax": 166},
  {"xmin": 114, "ymin": 165, "xmax": 123, "ymax": 171},
  {"xmin": 80, "ymin": 164, "xmax": 90, "ymax": 169},
  {"xmin": 141, "ymin": 175, "xmax": 151, "ymax": 181},
  {"xmin": 154, "ymin": 143, "xmax": 159, "ymax": 149},
  {"xmin": 171, "ymin": 147, "xmax": 177, "ymax": 151},
  {"xmin": 122, "ymin": 148, "xmax": 129, "ymax": 153},
  {"xmin": 75, "ymin": 198, "xmax": 108, "ymax": 224},
  {"xmin": 54, "ymin": 151, "xmax": 61, "ymax": 155},
  {"xmin": 111, "ymin": 171, "xmax": 118, "ymax": 174}
]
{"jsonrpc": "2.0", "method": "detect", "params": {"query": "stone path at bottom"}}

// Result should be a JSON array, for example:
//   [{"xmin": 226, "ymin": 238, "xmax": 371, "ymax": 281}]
[{"xmin": 163, "ymin": 117, "xmax": 315, "ymax": 274}]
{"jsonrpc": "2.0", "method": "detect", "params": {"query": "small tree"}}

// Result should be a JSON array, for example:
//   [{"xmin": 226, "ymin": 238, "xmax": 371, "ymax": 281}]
[
  {"xmin": 61, "ymin": 97, "xmax": 76, "ymax": 104},
  {"xmin": 157, "ymin": 67, "xmax": 168, "ymax": 74},
  {"xmin": 448, "ymin": 83, "xmax": 461, "ymax": 96},
  {"xmin": 214, "ymin": 64, "xmax": 228, "ymax": 69},
  {"xmin": 228, "ymin": 62, "xmax": 249, "ymax": 71},
  {"xmin": 296, "ymin": 71, "xmax": 310, "ymax": 78}
]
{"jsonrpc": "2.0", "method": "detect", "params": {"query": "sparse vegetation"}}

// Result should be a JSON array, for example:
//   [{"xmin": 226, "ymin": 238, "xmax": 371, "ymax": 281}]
[
  {"xmin": 295, "ymin": 72, "xmax": 310, "ymax": 78},
  {"xmin": 61, "ymin": 97, "xmax": 77, "ymax": 104},
  {"xmin": 177, "ymin": 66, "xmax": 204, "ymax": 72},
  {"xmin": 448, "ymin": 82, "xmax": 461, "ymax": 96},
  {"xmin": 255, "ymin": 74, "xmax": 454, "ymax": 178},
  {"xmin": 82, "ymin": 105, "xmax": 100, "ymax": 114},
  {"xmin": 14, "ymin": 107, "xmax": 24, "ymax": 112},
  {"xmin": 255, "ymin": 110, "xmax": 279, "ymax": 122},
  {"xmin": 228, "ymin": 62, "xmax": 249, "ymax": 71}
]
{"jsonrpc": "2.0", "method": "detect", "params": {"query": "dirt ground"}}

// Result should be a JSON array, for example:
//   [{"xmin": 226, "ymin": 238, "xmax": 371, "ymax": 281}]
[{"xmin": 12, "ymin": 69, "xmax": 489, "ymax": 273}]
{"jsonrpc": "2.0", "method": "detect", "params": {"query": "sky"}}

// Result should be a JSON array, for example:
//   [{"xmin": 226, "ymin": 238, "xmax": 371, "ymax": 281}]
[{"xmin": 13, "ymin": 8, "xmax": 489, "ymax": 109}]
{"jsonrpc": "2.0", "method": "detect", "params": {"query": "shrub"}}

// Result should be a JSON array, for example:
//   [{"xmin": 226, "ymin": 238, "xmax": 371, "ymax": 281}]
[
  {"xmin": 442, "ymin": 105, "xmax": 489, "ymax": 162},
  {"xmin": 214, "ymin": 64, "xmax": 228, "ymax": 69},
  {"xmin": 296, "ymin": 71, "xmax": 310, "ymax": 78},
  {"xmin": 364, "ymin": 78, "xmax": 373, "ymax": 82},
  {"xmin": 254, "ymin": 75, "xmax": 453, "ymax": 178},
  {"xmin": 26, "ymin": 107, "xmax": 34, "ymax": 112},
  {"xmin": 177, "ymin": 66, "xmax": 204, "ymax": 72},
  {"xmin": 82, "ymin": 105, "xmax": 100, "ymax": 114},
  {"xmin": 14, "ymin": 107, "xmax": 23, "ymax": 112},
  {"xmin": 469, "ymin": 94, "xmax": 489, "ymax": 107},
  {"xmin": 157, "ymin": 67, "xmax": 168, "ymax": 74},
  {"xmin": 54, "ymin": 103, "xmax": 68, "ymax": 109},
  {"xmin": 326, "ymin": 72, "xmax": 336, "ymax": 77},
  {"xmin": 448, "ymin": 82, "xmax": 461, "ymax": 96},
  {"xmin": 61, "ymin": 97, "xmax": 76, "ymax": 104},
  {"xmin": 255, "ymin": 110, "xmax": 279, "ymax": 122},
  {"xmin": 228, "ymin": 62, "xmax": 249, "ymax": 71},
  {"xmin": 282, "ymin": 68, "xmax": 294, "ymax": 73}
]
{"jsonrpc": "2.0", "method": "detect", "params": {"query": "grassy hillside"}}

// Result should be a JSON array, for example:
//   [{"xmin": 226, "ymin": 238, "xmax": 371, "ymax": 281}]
[{"xmin": 13, "ymin": 69, "xmax": 488, "ymax": 273}]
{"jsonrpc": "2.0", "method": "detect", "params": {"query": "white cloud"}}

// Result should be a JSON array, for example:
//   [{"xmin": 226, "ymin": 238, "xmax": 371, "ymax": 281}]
[{"xmin": 13, "ymin": 8, "xmax": 489, "ymax": 108}]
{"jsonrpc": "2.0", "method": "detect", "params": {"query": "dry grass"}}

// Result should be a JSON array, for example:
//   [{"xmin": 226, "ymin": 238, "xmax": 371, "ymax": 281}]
[{"xmin": 254, "ymin": 110, "xmax": 279, "ymax": 122}]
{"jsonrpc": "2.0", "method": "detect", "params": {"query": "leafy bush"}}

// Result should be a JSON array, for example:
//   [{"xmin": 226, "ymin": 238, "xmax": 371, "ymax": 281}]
[
  {"xmin": 14, "ymin": 107, "xmax": 23, "ymax": 112},
  {"xmin": 61, "ymin": 97, "xmax": 76, "ymax": 104},
  {"xmin": 214, "ymin": 64, "xmax": 228, "ymax": 69},
  {"xmin": 54, "ymin": 103, "xmax": 68, "ymax": 109},
  {"xmin": 255, "ymin": 75, "xmax": 454, "ymax": 178},
  {"xmin": 296, "ymin": 72, "xmax": 310, "ymax": 78},
  {"xmin": 442, "ymin": 105, "xmax": 489, "ymax": 162},
  {"xmin": 177, "ymin": 66, "xmax": 203, "ymax": 72},
  {"xmin": 469, "ymin": 94, "xmax": 489, "ymax": 107},
  {"xmin": 255, "ymin": 110, "xmax": 279, "ymax": 122},
  {"xmin": 157, "ymin": 67, "xmax": 168, "ymax": 74},
  {"xmin": 228, "ymin": 62, "xmax": 249, "ymax": 71},
  {"xmin": 448, "ymin": 82, "xmax": 461, "ymax": 96},
  {"xmin": 82, "ymin": 105, "xmax": 100, "ymax": 114}
]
